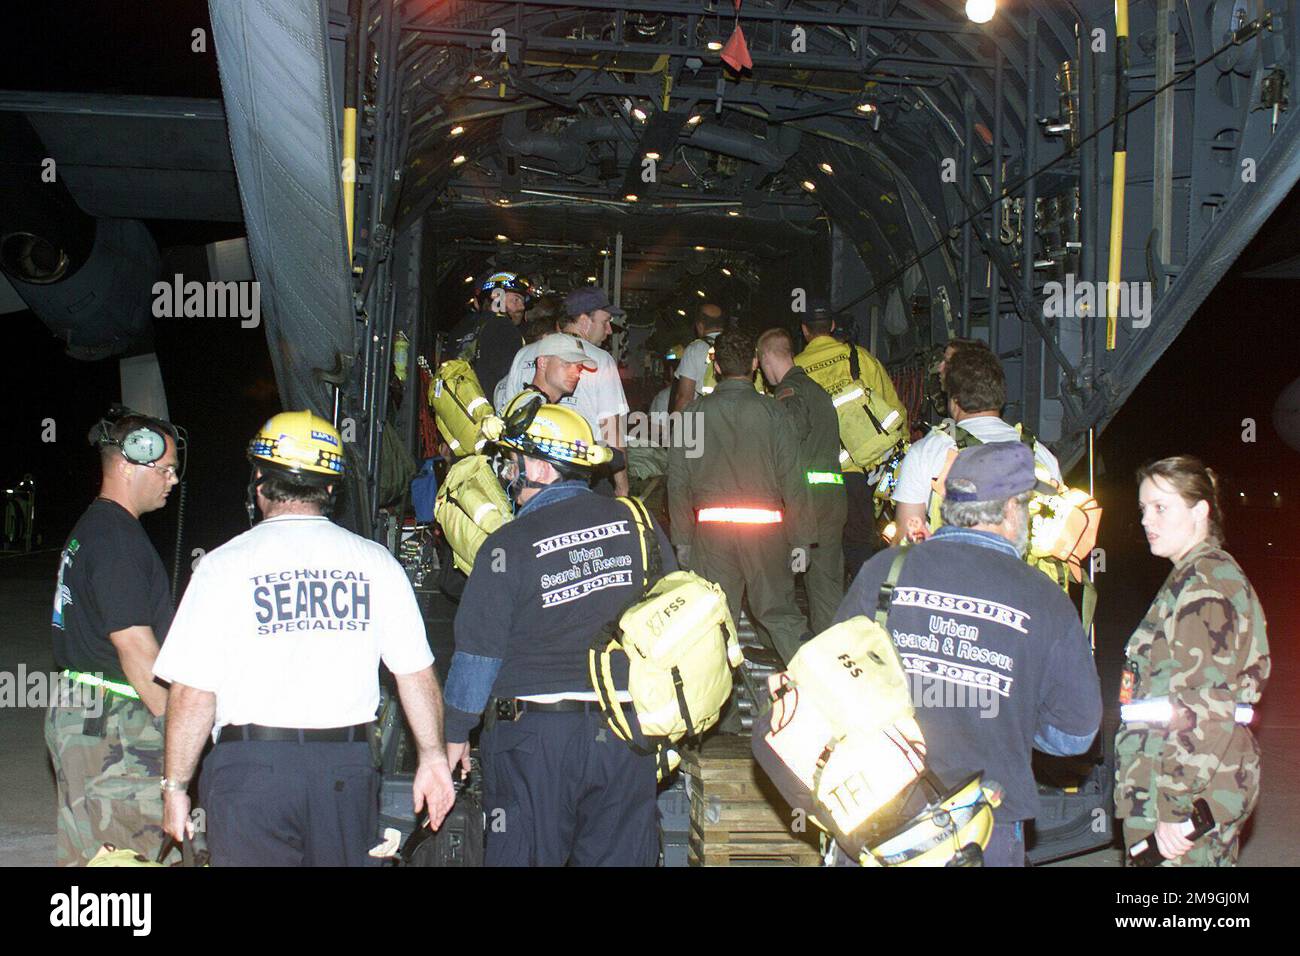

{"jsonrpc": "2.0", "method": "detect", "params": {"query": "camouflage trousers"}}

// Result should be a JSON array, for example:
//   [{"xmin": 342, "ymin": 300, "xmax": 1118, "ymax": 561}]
[
  {"xmin": 45, "ymin": 685, "xmax": 167, "ymax": 866},
  {"xmin": 1122, "ymin": 818, "xmax": 1242, "ymax": 867}
]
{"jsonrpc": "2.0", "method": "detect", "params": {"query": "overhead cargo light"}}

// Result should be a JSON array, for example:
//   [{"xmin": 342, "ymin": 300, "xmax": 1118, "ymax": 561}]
[
  {"xmin": 645, "ymin": 151, "xmax": 661, "ymax": 161},
  {"xmin": 687, "ymin": 113, "xmax": 703, "ymax": 126},
  {"xmin": 587, "ymin": 276, "xmax": 598, "ymax": 283},
  {"xmin": 625, "ymin": 193, "xmax": 640, "ymax": 202},
  {"xmin": 694, "ymin": 245, "xmax": 706, "ymax": 251},
  {"xmin": 600, "ymin": 249, "xmax": 610, "ymax": 255},
  {"xmin": 632, "ymin": 106, "xmax": 649, "ymax": 122},
  {"xmin": 721, "ymin": 267, "xmax": 732, "ymax": 276},
  {"xmin": 464, "ymin": 275, "xmax": 474, "ymax": 283},
  {"xmin": 855, "ymin": 102, "xmax": 877, "ymax": 114},
  {"xmin": 696, "ymin": 289, "xmax": 706, "ymax": 298},
  {"xmin": 707, "ymin": 41, "xmax": 723, "ymax": 51},
  {"xmin": 471, "ymin": 74, "xmax": 484, "ymax": 83},
  {"xmin": 495, "ymin": 234, "xmax": 509, "ymax": 242},
  {"xmin": 727, "ymin": 209, "xmax": 740, "ymax": 217},
  {"xmin": 452, "ymin": 154, "xmax": 467, "ymax": 165},
  {"xmin": 449, "ymin": 125, "xmax": 465, "ymax": 137},
  {"xmin": 965, "ymin": 0, "xmax": 996, "ymax": 24},
  {"xmin": 818, "ymin": 162, "xmax": 834, "ymax": 175},
  {"xmin": 677, "ymin": 309, "xmax": 687, "ymax": 316},
  {"xmin": 801, "ymin": 180, "xmax": 817, "ymax": 192}
]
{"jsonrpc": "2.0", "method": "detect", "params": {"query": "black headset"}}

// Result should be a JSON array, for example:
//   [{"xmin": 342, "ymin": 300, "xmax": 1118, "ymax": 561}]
[{"xmin": 88, "ymin": 405, "xmax": 184, "ymax": 471}]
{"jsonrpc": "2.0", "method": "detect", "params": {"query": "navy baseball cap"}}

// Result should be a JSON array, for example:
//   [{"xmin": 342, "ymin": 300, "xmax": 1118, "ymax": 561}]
[
  {"xmin": 564, "ymin": 287, "xmax": 625, "ymax": 319},
  {"xmin": 945, "ymin": 442, "xmax": 1056, "ymax": 502}
]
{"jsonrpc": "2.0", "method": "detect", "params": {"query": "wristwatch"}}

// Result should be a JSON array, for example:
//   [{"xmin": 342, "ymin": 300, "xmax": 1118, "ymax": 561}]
[{"xmin": 160, "ymin": 777, "xmax": 189, "ymax": 793}]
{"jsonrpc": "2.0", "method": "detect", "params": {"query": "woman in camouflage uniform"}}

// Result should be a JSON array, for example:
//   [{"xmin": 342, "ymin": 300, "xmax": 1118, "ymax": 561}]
[{"xmin": 1115, "ymin": 456, "xmax": 1269, "ymax": 866}]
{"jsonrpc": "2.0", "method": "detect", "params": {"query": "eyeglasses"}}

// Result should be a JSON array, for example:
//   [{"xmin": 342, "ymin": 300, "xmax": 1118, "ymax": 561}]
[{"xmin": 149, "ymin": 463, "xmax": 180, "ymax": 479}]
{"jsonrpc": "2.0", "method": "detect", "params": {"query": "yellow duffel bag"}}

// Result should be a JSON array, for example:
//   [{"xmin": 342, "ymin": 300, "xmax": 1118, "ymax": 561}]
[
  {"xmin": 434, "ymin": 454, "xmax": 512, "ymax": 574},
  {"xmin": 589, "ymin": 498, "xmax": 744, "ymax": 781},
  {"xmin": 753, "ymin": 616, "xmax": 928, "ymax": 844},
  {"xmin": 428, "ymin": 359, "xmax": 493, "ymax": 458}
]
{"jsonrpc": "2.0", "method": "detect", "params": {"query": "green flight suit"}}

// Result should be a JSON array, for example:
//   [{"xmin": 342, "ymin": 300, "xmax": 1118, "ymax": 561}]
[
  {"xmin": 772, "ymin": 365, "xmax": 848, "ymax": 635},
  {"xmin": 667, "ymin": 378, "xmax": 815, "ymax": 665},
  {"xmin": 1114, "ymin": 541, "xmax": 1269, "ymax": 866}
]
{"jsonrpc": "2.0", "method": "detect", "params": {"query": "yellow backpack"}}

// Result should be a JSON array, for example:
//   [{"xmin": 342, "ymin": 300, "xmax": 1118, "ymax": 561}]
[
  {"xmin": 434, "ymin": 454, "xmax": 513, "ymax": 574},
  {"xmin": 830, "ymin": 344, "xmax": 908, "ymax": 470},
  {"xmin": 588, "ymin": 497, "xmax": 744, "ymax": 781},
  {"xmin": 926, "ymin": 423, "xmax": 1102, "ymax": 625},
  {"xmin": 428, "ymin": 359, "xmax": 493, "ymax": 458},
  {"xmin": 751, "ymin": 546, "xmax": 1000, "ymax": 866}
]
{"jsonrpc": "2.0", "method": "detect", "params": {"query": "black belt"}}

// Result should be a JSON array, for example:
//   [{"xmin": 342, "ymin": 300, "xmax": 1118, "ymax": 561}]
[
  {"xmin": 491, "ymin": 697, "xmax": 629, "ymax": 722},
  {"xmin": 217, "ymin": 722, "xmax": 374, "ymax": 744}
]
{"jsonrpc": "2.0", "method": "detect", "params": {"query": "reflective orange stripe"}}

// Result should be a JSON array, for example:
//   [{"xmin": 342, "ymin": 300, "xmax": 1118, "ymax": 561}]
[{"xmin": 697, "ymin": 507, "xmax": 783, "ymax": 524}]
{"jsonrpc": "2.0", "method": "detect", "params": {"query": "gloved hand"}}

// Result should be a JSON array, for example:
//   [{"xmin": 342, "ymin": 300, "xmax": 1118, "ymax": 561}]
[
  {"xmin": 478, "ymin": 415, "xmax": 505, "ymax": 443},
  {"xmin": 674, "ymin": 545, "xmax": 692, "ymax": 570}
]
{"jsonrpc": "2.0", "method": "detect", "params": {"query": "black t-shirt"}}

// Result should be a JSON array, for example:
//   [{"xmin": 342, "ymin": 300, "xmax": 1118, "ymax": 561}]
[
  {"xmin": 450, "ymin": 310, "xmax": 524, "ymax": 398},
  {"xmin": 446, "ymin": 485, "xmax": 677, "ymax": 740},
  {"xmin": 51, "ymin": 499, "xmax": 174, "ymax": 683},
  {"xmin": 834, "ymin": 529, "xmax": 1101, "ymax": 822}
]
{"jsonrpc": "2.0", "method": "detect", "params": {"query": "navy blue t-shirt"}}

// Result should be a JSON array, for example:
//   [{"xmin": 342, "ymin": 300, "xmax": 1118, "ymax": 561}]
[
  {"xmin": 51, "ymin": 499, "xmax": 174, "ymax": 683},
  {"xmin": 445, "ymin": 484, "xmax": 676, "ymax": 741},
  {"xmin": 834, "ymin": 527, "xmax": 1101, "ymax": 822}
]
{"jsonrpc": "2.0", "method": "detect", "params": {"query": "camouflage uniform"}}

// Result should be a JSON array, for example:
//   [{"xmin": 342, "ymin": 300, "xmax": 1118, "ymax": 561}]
[
  {"xmin": 1114, "ymin": 541, "xmax": 1269, "ymax": 866},
  {"xmin": 45, "ymin": 680, "xmax": 167, "ymax": 866}
]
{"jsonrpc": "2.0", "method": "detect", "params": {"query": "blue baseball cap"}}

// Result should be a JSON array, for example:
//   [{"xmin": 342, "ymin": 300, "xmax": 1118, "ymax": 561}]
[
  {"xmin": 564, "ymin": 287, "xmax": 625, "ymax": 319},
  {"xmin": 945, "ymin": 442, "xmax": 1056, "ymax": 502}
]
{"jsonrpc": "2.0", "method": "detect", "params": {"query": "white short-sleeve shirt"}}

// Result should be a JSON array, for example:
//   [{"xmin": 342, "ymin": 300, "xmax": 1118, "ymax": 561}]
[
  {"xmin": 675, "ymin": 334, "xmax": 718, "ymax": 386},
  {"xmin": 497, "ymin": 337, "xmax": 629, "ymax": 438},
  {"xmin": 892, "ymin": 415, "xmax": 1064, "ymax": 505},
  {"xmin": 152, "ymin": 515, "xmax": 433, "ymax": 736}
]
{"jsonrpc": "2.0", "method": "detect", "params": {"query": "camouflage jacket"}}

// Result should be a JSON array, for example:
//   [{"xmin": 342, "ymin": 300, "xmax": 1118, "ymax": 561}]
[{"xmin": 1114, "ymin": 541, "xmax": 1269, "ymax": 825}]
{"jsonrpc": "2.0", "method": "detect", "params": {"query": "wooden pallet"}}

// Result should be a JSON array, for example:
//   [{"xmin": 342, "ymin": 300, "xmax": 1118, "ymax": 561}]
[{"xmin": 681, "ymin": 735, "xmax": 823, "ymax": 867}]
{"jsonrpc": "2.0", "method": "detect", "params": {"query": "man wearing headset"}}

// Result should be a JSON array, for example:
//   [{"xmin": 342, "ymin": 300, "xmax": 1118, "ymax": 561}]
[{"xmin": 46, "ymin": 409, "xmax": 181, "ymax": 864}]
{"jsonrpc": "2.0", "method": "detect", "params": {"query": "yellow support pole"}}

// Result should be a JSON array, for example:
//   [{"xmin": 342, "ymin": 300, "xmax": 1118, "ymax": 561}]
[
  {"xmin": 342, "ymin": 106, "xmax": 357, "ymax": 263},
  {"xmin": 1107, "ymin": 0, "xmax": 1129, "ymax": 350}
]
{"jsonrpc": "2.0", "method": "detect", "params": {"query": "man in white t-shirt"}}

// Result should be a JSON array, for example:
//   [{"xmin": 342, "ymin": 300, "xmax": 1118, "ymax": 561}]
[
  {"xmin": 671, "ymin": 303, "xmax": 724, "ymax": 413},
  {"xmin": 154, "ymin": 412, "xmax": 456, "ymax": 866},
  {"xmin": 892, "ymin": 345, "xmax": 1061, "ymax": 543},
  {"xmin": 498, "ymin": 288, "xmax": 630, "ymax": 494}
]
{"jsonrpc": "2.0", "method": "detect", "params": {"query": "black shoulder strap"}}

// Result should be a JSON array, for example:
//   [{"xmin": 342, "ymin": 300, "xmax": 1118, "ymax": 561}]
[
  {"xmin": 874, "ymin": 542, "xmax": 912, "ymax": 631},
  {"xmin": 847, "ymin": 341, "xmax": 860, "ymax": 382}
]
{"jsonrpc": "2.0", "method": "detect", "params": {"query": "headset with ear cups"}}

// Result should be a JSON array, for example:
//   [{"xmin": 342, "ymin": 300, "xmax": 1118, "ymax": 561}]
[{"xmin": 88, "ymin": 406, "xmax": 181, "ymax": 470}]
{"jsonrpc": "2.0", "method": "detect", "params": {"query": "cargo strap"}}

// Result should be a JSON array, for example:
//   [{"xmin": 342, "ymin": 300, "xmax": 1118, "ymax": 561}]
[
  {"xmin": 1120, "ymin": 697, "xmax": 1254, "ymax": 726},
  {"xmin": 697, "ymin": 507, "xmax": 783, "ymax": 524},
  {"xmin": 61, "ymin": 669, "xmax": 140, "ymax": 701}
]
